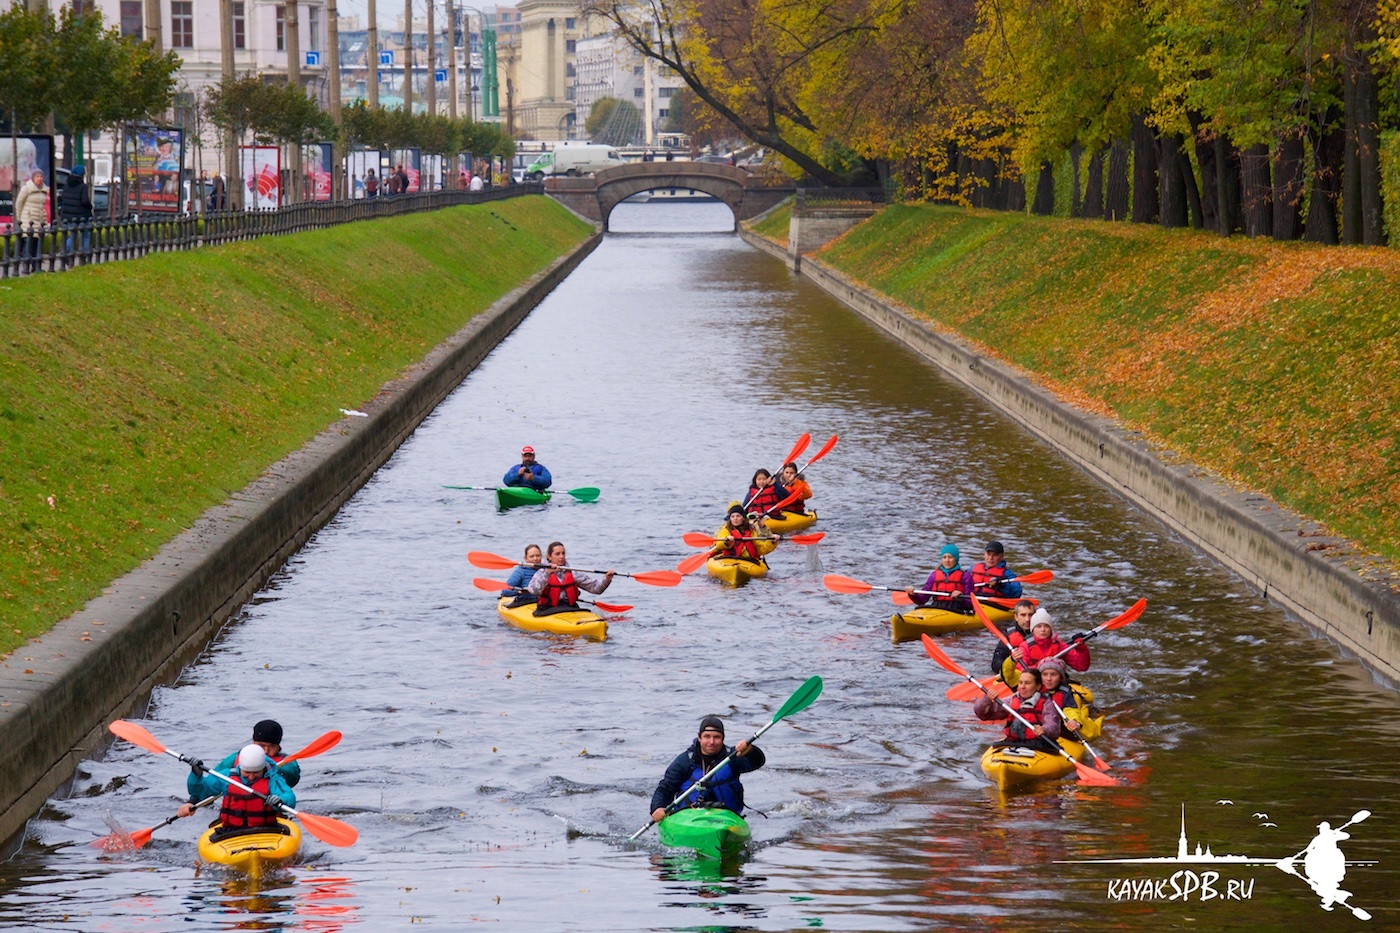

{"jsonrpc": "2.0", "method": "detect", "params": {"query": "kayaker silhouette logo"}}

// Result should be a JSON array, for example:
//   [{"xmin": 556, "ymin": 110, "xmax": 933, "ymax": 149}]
[{"xmin": 1057, "ymin": 806, "xmax": 1375, "ymax": 919}]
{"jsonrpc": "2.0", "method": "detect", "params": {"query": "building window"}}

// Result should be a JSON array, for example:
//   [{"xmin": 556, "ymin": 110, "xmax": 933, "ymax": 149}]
[
  {"xmin": 659, "ymin": 109, "xmax": 669, "ymax": 118},
  {"xmin": 565, "ymin": 17, "xmax": 575, "ymax": 29},
  {"xmin": 276, "ymin": 6, "xmax": 285, "ymax": 50},
  {"xmin": 171, "ymin": 1, "xmax": 193, "ymax": 48},
  {"xmin": 565, "ymin": 87, "xmax": 575, "ymax": 100},
  {"xmin": 309, "ymin": 7, "xmax": 321, "ymax": 51},
  {"xmin": 565, "ymin": 39, "xmax": 576, "ymax": 52},
  {"xmin": 659, "ymin": 86, "xmax": 675, "ymax": 97},
  {"xmin": 233, "ymin": 1, "xmax": 245, "ymax": 49},
  {"xmin": 565, "ymin": 63, "xmax": 575, "ymax": 77},
  {"xmin": 633, "ymin": 87, "xmax": 644, "ymax": 98},
  {"xmin": 633, "ymin": 65, "xmax": 643, "ymax": 75},
  {"xmin": 120, "ymin": 1, "xmax": 142, "ymax": 37}
]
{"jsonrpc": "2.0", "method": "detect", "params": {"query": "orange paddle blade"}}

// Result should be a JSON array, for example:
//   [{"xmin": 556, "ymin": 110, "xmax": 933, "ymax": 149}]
[
  {"xmin": 633, "ymin": 569, "xmax": 683, "ymax": 587},
  {"xmin": 108, "ymin": 720, "xmax": 167, "ymax": 755},
  {"xmin": 919, "ymin": 634, "xmax": 971, "ymax": 680},
  {"xmin": 891, "ymin": 590, "xmax": 914, "ymax": 606},
  {"xmin": 947, "ymin": 677, "xmax": 1012, "ymax": 702},
  {"xmin": 1016, "ymin": 569, "xmax": 1054, "ymax": 585},
  {"xmin": 295, "ymin": 810, "xmax": 359, "ymax": 847},
  {"xmin": 128, "ymin": 826, "xmax": 157, "ymax": 848},
  {"xmin": 682, "ymin": 532, "xmax": 716, "ymax": 548},
  {"xmin": 1104, "ymin": 598, "xmax": 1147, "ymax": 631},
  {"xmin": 282, "ymin": 730, "xmax": 341, "ymax": 764},
  {"xmin": 822, "ymin": 574, "xmax": 874, "ymax": 595},
  {"xmin": 467, "ymin": 550, "xmax": 518, "ymax": 570},
  {"xmin": 473, "ymin": 577, "xmax": 511, "ymax": 592},
  {"xmin": 592, "ymin": 600, "xmax": 633, "ymax": 613},
  {"xmin": 677, "ymin": 551, "xmax": 712, "ymax": 575},
  {"xmin": 972, "ymin": 596, "xmax": 1013, "ymax": 648},
  {"xmin": 803, "ymin": 434, "xmax": 839, "ymax": 468},
  {"xmin": 1072, "ymin": 758, "xmax": 1120, "ymax": 787},
  {"xmin": 788, "ymin": 533, "xmax": 825, "ymax": 545},
  {"xmin": 764, "ymin": 489, "xmax": 802, "ymax": 515},
  {"xmin": 783, "ymin": 433, "xmax": 813, "ymax": 467}
]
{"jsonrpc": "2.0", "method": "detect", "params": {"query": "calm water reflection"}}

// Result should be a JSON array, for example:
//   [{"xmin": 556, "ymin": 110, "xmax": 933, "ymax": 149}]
[{"xmin": 2, "ymin": 202, "xmax": 1396, "ymax": 930}]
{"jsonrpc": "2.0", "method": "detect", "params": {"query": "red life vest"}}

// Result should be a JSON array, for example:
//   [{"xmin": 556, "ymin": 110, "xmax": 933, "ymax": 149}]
[
  {"xmin": 969, "ymin": 561, "xmax": 1011, "ymax": 595},
  {"xmin": 219, "ymin": 774, "xmax": 278, "ymax": 829},
  {"xmin": 783, "ymin": 480, "xmax": 812, "ymax": 514},
  {"xmin": 928, "ymin": 567, "xmax": 968, "ymax": 596},
  {"xmin": 746, "ymin": 484, "xmax": 782, "ymax": 515},
  {"xmin": 1022, "ymin": 635, "xmax": 1091, "ymax": 672},
  {"xmin": 538, "ymin": 570, "xmax": 581, "ymax": 609},
  {"xmin": 719, "ymin": 527, "xmax": 761, "ymax": 562},
  {"xmin": 1005, "ymin": 691, "xmax": 1049, "ymax": 742}
]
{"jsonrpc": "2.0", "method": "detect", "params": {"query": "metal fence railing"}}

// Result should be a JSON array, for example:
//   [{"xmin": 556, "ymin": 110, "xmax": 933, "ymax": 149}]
[
  {"xmin": 794, "ymin": 186, "xmax": 889, "ymax": 213},
  {"xmin": 1, "ymin": 182, "xmax": 544, "ymax": 278}
]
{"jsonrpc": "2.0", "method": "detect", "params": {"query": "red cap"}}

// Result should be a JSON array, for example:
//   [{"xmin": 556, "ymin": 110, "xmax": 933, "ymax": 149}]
[{"xmin": 521, "ymin": 445, "xmax": 535, "ymax": 454}]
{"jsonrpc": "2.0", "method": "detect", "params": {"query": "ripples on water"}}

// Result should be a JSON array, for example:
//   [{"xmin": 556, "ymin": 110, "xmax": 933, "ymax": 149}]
[{"xmin": 3, "ymin": 202, "xmax": 1397, "ymax": 930}]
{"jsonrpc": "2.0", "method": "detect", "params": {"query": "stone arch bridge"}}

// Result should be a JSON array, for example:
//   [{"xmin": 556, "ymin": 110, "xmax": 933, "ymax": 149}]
[{"xmin": 544, "ymin": 162, "xmax": 795, "ymax": 231}]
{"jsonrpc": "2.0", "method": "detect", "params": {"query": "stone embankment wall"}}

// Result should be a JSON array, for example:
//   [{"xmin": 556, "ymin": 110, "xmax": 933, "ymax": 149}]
[
  {"xmin": 0, "ymin": 234, "xmax": 602, "ymax": 848},
  {"xmin": 740, "ymin": 226, "xmax": 1399, "ymax": 691}
]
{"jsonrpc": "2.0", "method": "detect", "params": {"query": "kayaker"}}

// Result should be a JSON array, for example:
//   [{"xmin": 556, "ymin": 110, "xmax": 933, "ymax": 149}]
[
  {"xmin": 1002, "ymin": 608, "xmax": 1090, "ymax": 684},
  {"xmin": 1038, "ymin": 659, "xmax": 1101, "ymax": 740},
  {"xmin": 778, "ymin": 462, "xmax": 812, "ymax": 514},
  {"xmin": 649, "ymin": 715, "xmax": 766, "ymax": 824},
  {"xmin": 973, "ymin": 669, "xmax": 1062, "ymax": 748},
  {"xmin": 180, "ymin": 744, "xmax": 295, "ymax": 834},
  {"xmin": 742, "ymin": 468, "xmax": 789, "ymax": 517},
  {"xmin": 990, "ymin": 599, "xmax": 1037, "ymax": 676},
  {"xmin": 969, "ymin": 541, "xmax": 1023, "ymax": 599},
  {"xmin": 175, "ymin": 720, "xmax": 299, "ymax": 818},
  {"xmin": 527, "ymin": 541, "xmax": 615, "ymax": 615},
  {"xmin": 906, "ymin": 544, "xmax": 971, "ymax": 610},
  {"xmin": 502, "ymin": 543, "xmax": 544, "ymax": 606},
  {"xmin": 714, "ymin": 505, "xmax": 776, "ymax": 564},
  {"xmin": 503, "ymin": 446, "xmax": 552, "ymax": 491}
]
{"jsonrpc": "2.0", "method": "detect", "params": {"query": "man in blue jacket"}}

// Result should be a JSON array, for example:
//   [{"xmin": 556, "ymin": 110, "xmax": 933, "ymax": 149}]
[
  {"xmin": 650, "ymin": 715, "xmax": 766, "ymax": 823},
  {"xmin": 503, "ymin": 445, "xmax": 552, "ymax": 490}
]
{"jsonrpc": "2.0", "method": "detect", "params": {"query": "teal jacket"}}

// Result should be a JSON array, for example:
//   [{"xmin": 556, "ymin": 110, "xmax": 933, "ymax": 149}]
[{"xmin": 187, "ymin": 763, "xmax": 295, "ymax": 807}]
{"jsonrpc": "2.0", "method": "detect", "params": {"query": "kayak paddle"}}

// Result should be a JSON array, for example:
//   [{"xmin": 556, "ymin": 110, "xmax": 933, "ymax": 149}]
[
  {"xmin": 443, "ymin": 485, "xmax": 600, "ymax": 502},
  {"xmin": 742, "ymin": 434, "xmax": 812, "ymax": 509},
  {"xmin": 108, "ymin": 720, "xmax": 359, "ymax": 847},
  {"xmin": 629, "ymin": 675, "xmax": 824, "ymax": 841},
  {"xmin": 945, "ymin": 598, "xmax": 1147, "ymax": 701},
  {"xmin": 471, "ymin": 577, "xmax": 634, "ymax": 612},
  {"xmin": 92, "ymin": 795, "xmax": 217, "ymax": 851},
  {"xmin": 467, "ymin": 551, "xmax": 682, "ymax": 587},
  {"xmin": 682, "ymin": 532, "xmax": 825, "ymax": 549},
  {"xmin": 827, "ymin": 570, "xmax": 1052, "ymax": 602},
  {"xmin": 919, "ymin": 636, "xmax": 1118, "ymax": 787},
  {"xmin": 794, "ymin": 434, "xmax": 838, "ymax": 473}
]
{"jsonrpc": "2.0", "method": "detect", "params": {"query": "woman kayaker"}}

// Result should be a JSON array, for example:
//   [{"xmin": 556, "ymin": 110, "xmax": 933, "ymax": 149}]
[
  {"xmin": 969, "ymin": 541, "xmax": 1023, "ymax": 599},
  {"xmin": 527, "ymin": 542, "xmax": 615, "ymax": 615},
  {"xmin": 1001, "ymin": 608, "xmax": 1090, "ymax": 684},
  {"xmin": 502, "ymin": 544, "xmax": 544, "ymax": 606},
  {"xmin": 973, "ymin": 669, "xmax": 1062, "ymax": 749},
  {"xmin": 1038, "ymin": 658, "xmax": 1101, "ymax": 740},
  {"xmin": 649, "ymin": 715, "xmax": 766, "ymax": 824},
  {"xmin": 503, "ymin": 445, "xmax": 552, "ymax": 491},
  {"xmin": 905, "ymin": 544, "xmax": 971, "ymax": 610},
  {"xmin": 990, "ymin": 599, "xmax": 1037, "ymax": 676},
  {"xmin": 714, "ymin": 505, "xmax": 776, "ymax": 564},
  {"xmin": 181, "ymin": 744, "xmax": 295, "ymax": 837},
  {"xmin": 778, "ymin": 462, "xmax": 812, "ymax": 514},
  {"xmin": 743, "ymin": 469, "xmax": 789, "ymax": 518}
]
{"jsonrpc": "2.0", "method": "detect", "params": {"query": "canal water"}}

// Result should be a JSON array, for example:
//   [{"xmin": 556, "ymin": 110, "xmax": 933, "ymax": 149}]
[{"xmin": 2, "ymin": 202, "xmax": 1397, "ymax": 931}]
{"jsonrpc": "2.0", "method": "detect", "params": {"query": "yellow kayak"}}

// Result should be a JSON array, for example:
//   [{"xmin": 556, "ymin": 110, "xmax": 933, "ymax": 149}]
[
  {"xmin": 496, "ymin": 596, "xmax": 607, "ymax": 640},
  {"xmin": 197, "ymin": 818, "xmax": 301, "ymax": 875},
  {"xmin": 706, "ymin": 557, "xmax": 768, "ymax": 586},
  {"xmin": 978, "ymin": 720, "xmax": 1103, "ymax": 790},
  {"xmin": 764, "ymin": 510, "xmax": 817, "ymax": 535},
  {"xmin": 889, "ymin": 601, "xmax": 1013, "ymax": 643}
]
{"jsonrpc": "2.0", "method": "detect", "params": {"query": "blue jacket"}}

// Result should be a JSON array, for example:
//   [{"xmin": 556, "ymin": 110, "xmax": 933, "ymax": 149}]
[
  {"xmin": 187, "ymin": 764, "xmax": 295, "ymax": 808},
  {"xmin": 503, "ymin": 563, "xmax": 540, "ymax": 597},
  {"xmin": 212, "ymin": 749, "xmax": 301, "ymax": 788},
  {"xmin": 649, "ymin": 738, "xmax": 766, "ymax": 815},
  {"xmin": 503, "ymin": 462, "xmax": 552, "ymax": 490}
]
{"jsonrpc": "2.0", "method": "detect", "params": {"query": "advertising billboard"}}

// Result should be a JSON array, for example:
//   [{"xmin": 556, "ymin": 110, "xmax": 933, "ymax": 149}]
[
  {"xmin": 302, "ymin": 143, "xmax": 333, "ymax": 201},
  {"xmin": 0, "ymin": 135, "xmax": 56, "ymax": 230},
  {"xmin": 126, "ymin": 126, "xmax": 184, "ymax": 213},
  {"xmin": 239, "ymin": 146, "xmax": 282, "ymax": 210}
]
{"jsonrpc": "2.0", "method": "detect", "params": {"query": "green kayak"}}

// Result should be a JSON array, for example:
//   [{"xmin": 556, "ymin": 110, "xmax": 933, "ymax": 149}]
[
  {"xmin": 495, "ymin": 486, "xmax": 551, "ymax": 509},
  {"xmin": 657, "ymin": 807, "xmax": 751, "ymax": 859}
]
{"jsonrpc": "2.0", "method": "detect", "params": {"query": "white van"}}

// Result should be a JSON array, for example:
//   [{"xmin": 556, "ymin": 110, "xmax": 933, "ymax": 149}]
[{"xmin": 524, "ymin": 144, "xmax": 624, "ymax": 179}]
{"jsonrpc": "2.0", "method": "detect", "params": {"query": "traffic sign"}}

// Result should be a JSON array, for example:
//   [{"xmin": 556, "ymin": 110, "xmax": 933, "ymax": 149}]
[
  {"xmin": 305, "ymin": 50, "xmax": 321, "ymax": 66},
  {"xmin": 380, "ymin": 50, "xmax": 394, "ymax": 65},
  {"xmin": 435, "ymin": 69, "xmax": 447, "ymax": 82}
]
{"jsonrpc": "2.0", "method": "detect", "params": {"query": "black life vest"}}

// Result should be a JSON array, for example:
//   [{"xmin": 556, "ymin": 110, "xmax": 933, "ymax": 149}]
[
  {"xmin": 970, "ymin": 561, "xmax": 1010, "ymax": 595},
  {"xmin": 538, "ymin": 570, "xmax": 580, "ymax": 609},
  {"xmin": 218, "ymin": 774, "xmax": 278, "ymax": 829}
]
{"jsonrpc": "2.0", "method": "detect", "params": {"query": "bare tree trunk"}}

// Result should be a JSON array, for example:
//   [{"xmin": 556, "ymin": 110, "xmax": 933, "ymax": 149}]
[
  {"xmin": 1187, "ymin": 112, "xmax": 1219, "ymax": 233},
  {"xmin": 1083, "ymin": 146, "xmax": 1104, "ymax": 219},
  {"xmin": 1304, "ymin": 119, "xmax": 1343, "ymax": 244},
  {"xmin": 1069, "ymin": 142, "xmax": 1081, "ymax": 217},
  {"xmin": 1105, "ymin": 140, "xmax": 1130, "ymax": 221},
  {"xmin": 1353, "ymin": 52, "xmax": 1385, "ymax": 244},
  {"xmin": 328, "ymin": 0, "xmax": 343, "ymax": 198},
  {"xmin": 1240, "ymin": 143, "xmax": 1272, "ymax": 237},
  {"xmin": 1214, "ymin": 136, "xmax": 1242, "ymax": 236},
  {"xmin": 1158, "ymin": 133, "xmax": 1189, "ymax": 227},
  {"xmin": 404, "ymin": 0, "xmax": 413, "ymax": 113},
  {"xmin": 286, "ymin": 0, "xmax": 301, "ymax": 205},
  {"xmin": 1342, "ymin": 65, "xmax": 1361, "ymax": 243},
  {"xmin": 368, "ymin": 0, "xmax": 380, "ymax": 109},
  {"xmin": 1271, "ymin": 130, "xmax": 1305, "ymax": 240},
  {"xmin": 1031, "ymin": 161, "xmax": 1054, "ymax": 215},
  {"xmin": 1131, "ymin": 113, "xmax": 1159, "ymax": 224},
  {"xmin": 220, "ymin": 0, "xmax": 240, "ymax": 209},
  {"xmin": 1005, "ymin": 174, "xmax": 1026, "ymax": 212}
]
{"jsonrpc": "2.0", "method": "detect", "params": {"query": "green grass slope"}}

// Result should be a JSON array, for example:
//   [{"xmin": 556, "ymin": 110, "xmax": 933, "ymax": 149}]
[
  {"xmin": 0, "ymin": 197, "xmax": 593, "ymax": 654},
  {"xmin": 816, "ymin": 204, "xmax": 1400, "ymax": 566}
]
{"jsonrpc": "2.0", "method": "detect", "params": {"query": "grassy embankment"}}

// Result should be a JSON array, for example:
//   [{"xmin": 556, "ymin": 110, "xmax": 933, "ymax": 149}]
[
  {"xmin": 749, "ymin": 201, "xmax": 792, "ymax": 246},
  {"xmin": 808, "ymin": 204, "xmax": 1399, "ymax": 570},
  {"xmin": 0, "ymin": 197, "xmax": 594, "ymax": 656}
]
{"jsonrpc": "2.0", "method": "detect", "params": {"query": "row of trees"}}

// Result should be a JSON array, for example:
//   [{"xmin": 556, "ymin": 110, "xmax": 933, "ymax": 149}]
[{"xmin": 591, "ymin": 0, "xmax": 1400, "ymax": 245}]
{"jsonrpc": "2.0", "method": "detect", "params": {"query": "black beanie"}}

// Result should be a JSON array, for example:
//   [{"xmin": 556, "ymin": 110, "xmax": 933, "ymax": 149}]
[
  {"xmin": 252, "ymin": 719, "xmax": 283, "ymax": 745},
  {"xmin": 698, "ymin": 715, "xmax": 725, "ymax": 736},
  {"xmin": 727, "ymin": 504, "xmax": 746, "ymax": 518}
]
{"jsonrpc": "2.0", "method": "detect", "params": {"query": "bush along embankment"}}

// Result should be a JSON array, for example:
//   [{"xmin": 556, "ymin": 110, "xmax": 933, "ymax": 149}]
[
  {"xmin": 0, "ymin": 197, "xmax": 593, "ymax": 655},
  {"xmin": 815, "ymin": 204, "xmax": 1400, "ymax": 569}
]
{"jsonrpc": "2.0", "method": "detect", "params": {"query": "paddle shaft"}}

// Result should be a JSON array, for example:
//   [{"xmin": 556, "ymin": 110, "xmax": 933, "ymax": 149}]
[{"xmin": 742, "ymin": 435, "xmax": 812, "ymax": 509}]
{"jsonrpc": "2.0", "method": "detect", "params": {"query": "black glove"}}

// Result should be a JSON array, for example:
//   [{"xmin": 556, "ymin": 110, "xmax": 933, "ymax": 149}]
[
  {"xmin": 189, "ymin": 759, "xmax": 206, "ymax": 779},
  {"xmin": 1071, "ymin": 632, "xmax": 1090, "ymax": 644},
  {"xmin": 265, "ymin": 795, "xmax": 283, "ymax": 811}
]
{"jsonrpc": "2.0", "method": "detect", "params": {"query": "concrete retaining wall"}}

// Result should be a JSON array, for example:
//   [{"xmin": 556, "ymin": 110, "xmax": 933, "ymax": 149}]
[
  {"xmin": 739, "ymin": 228, "xmax": 1400, "ymax": 690},
  {"xmin": 0, "ymin": 233, "xmax": 603, "ymax": 848}
]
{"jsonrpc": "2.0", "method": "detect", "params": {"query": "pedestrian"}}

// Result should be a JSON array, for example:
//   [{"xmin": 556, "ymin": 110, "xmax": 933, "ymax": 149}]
[
  {"xmin": 15, "ymin": 169, "xmax": 49, "ymax": 273},
  {"xmin": 649, "ymin": 715, "xmax": 766, "ymax": 824},
  {"xmin": 365, "ymin": 168, "xmax": 378, "ymax": 199},
  {"xmin": 208, "ymin": 172, "xmax": 227, "ymax": 211},
  {"xmin": 469, "ymin": 172, "xmax": 484, "ymax": 192},
  {"xmin": 59, "ymin": 165, "xmax": 93, "ymax": 266},
  {"xmin": 395, "ymin": 164, "xmax": 410, "ymax": 194}
]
